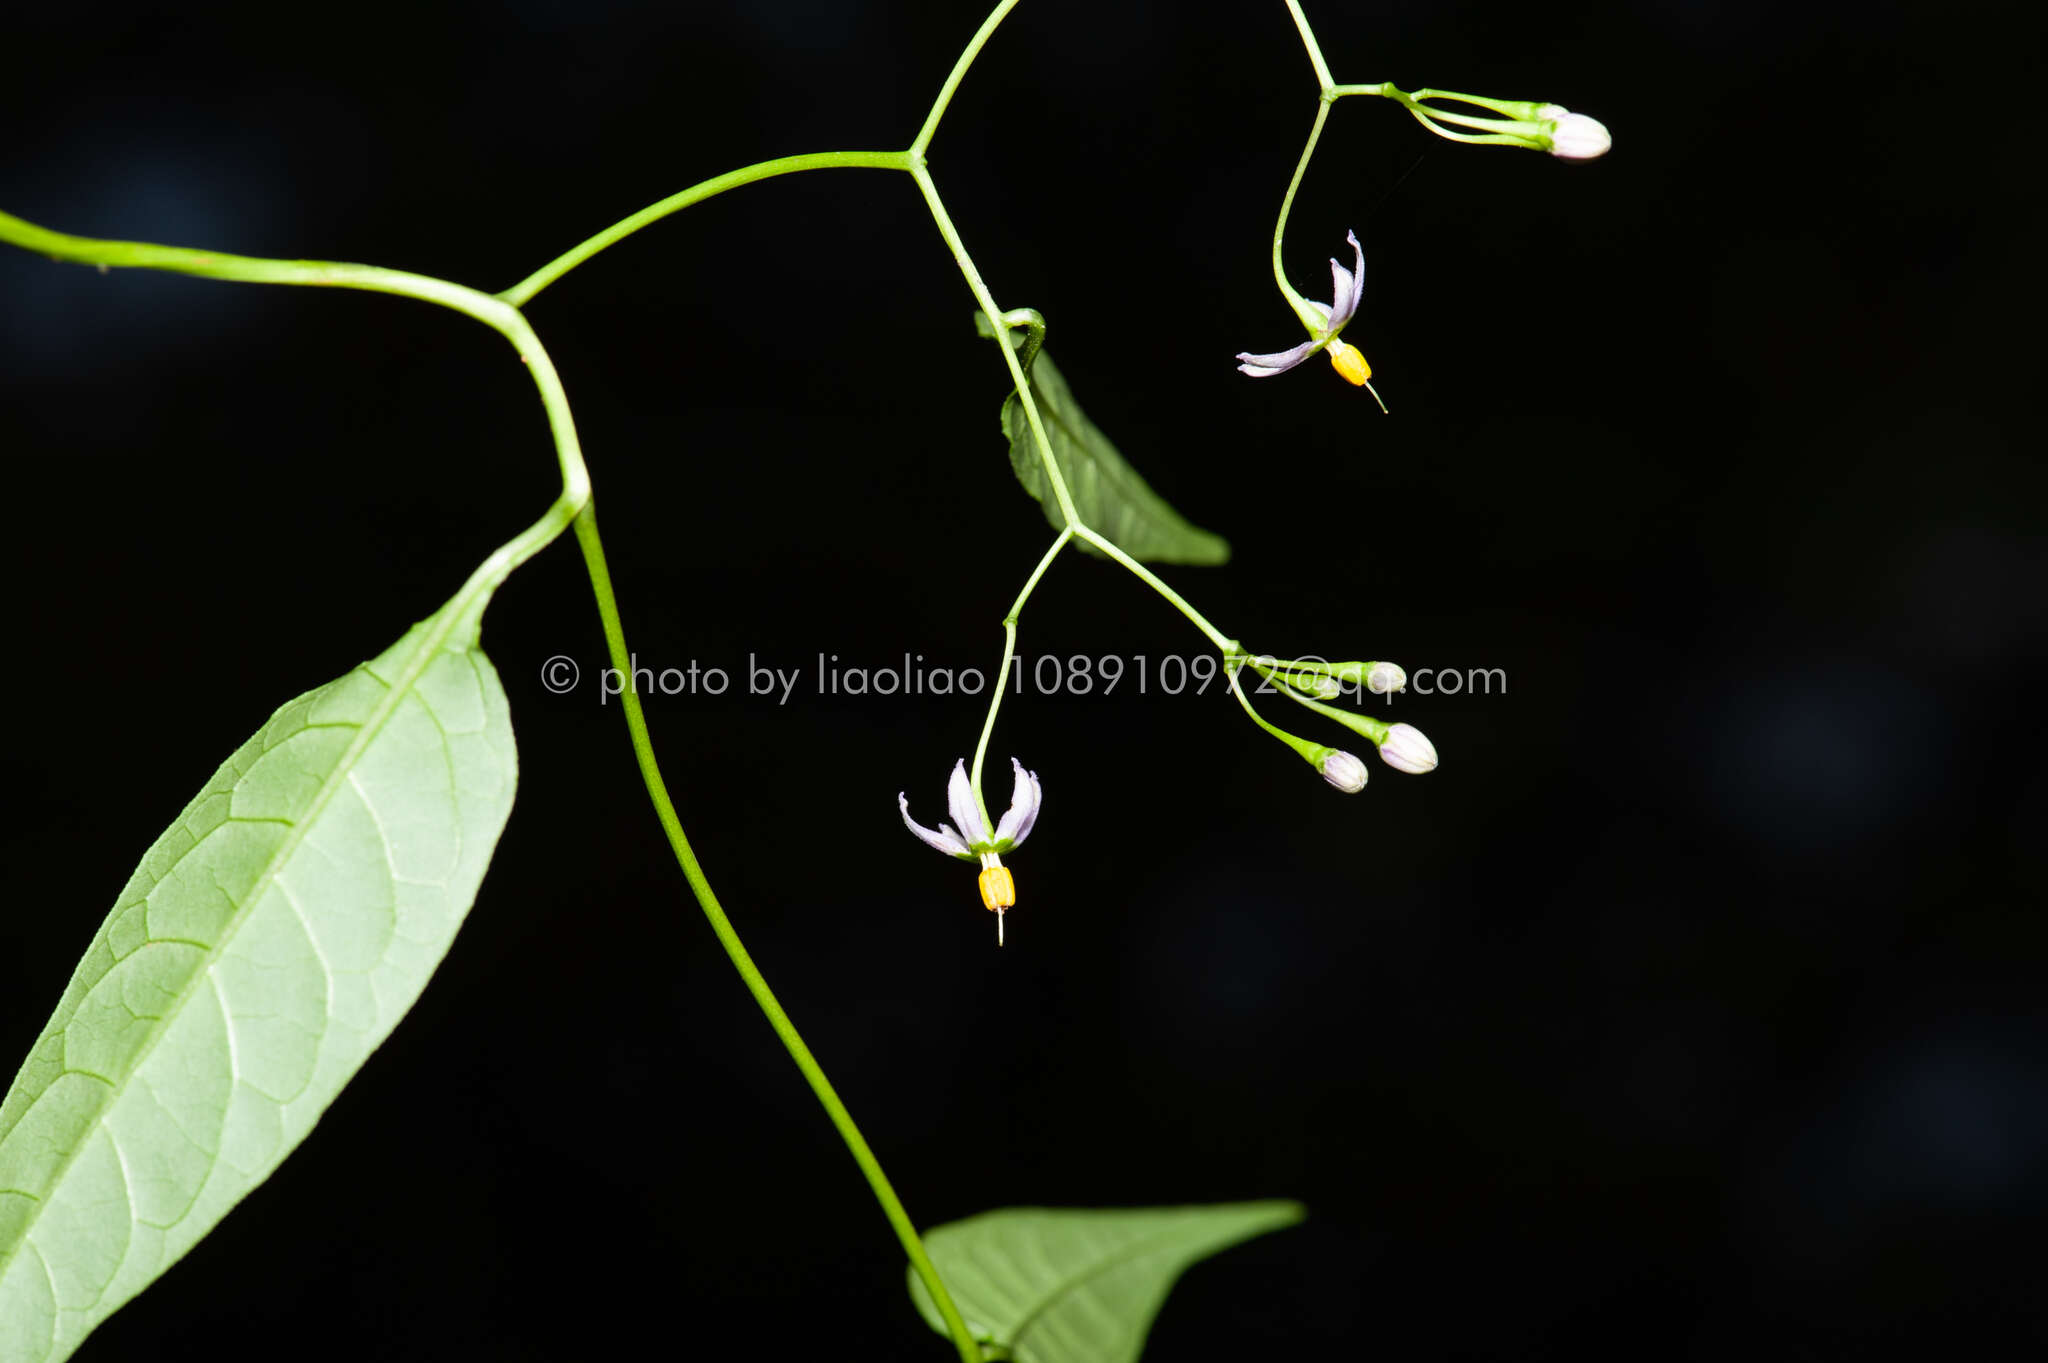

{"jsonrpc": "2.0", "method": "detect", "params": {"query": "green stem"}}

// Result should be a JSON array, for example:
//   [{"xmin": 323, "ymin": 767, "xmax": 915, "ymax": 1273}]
[
  {"xmin": 499, "ymin": 150, "xmax": 913, "ymax": 307},
  {"xmin": 1394, "ymin": 111, "xmax": 1534, "ymax": 147},
  {"xmin": 571, "ymin": 507, "xmax": 983, "ymax": 1363},
  {"xmin": 908, "ymin": 165, "xmax": 1083, "ymax": 531},
  {"xmin": 1282, "ymin": 0, "xmax": 1335, "ymax": 90},
  {"xmin": 1407, "ymin": 87, "xmax": 1545, "ymax": 117},
  {"xmin": 1244, "ymin": 656, "xmax": 1336, "ymax": 701},
  {"xmin": 1264, "ymin": 675, "xmax": 1393, "ymax": 745},
  {"xmin": 1071, "ymin": 527, "xmax": 1238, "ymax": 654},
  {"xmin": 1328, "ymin": 84, "xmax": 1549, "ymax": 146},
  {"xmin": 968, "ymin": 528, "xmax": 1072, "ymax": 827},
  {"xmin": 0, "ymin": 210, "xmax": 590, "ymax": 549},
  {"xmin": 1269, "ymin": 99, "xmax": 1334, "ymax": 316},
  {"xmin": 910, "ymin": 0, "xmax": 1024, "ymax": 159},
  {"xmin": 1224, "ymin": 661, "xmax": 1326, "ymax": 766}
]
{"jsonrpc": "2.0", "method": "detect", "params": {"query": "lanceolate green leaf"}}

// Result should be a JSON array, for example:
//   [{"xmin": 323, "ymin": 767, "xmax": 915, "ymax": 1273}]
[
  {"xmin": 986, "ymin": 324, "xmax": 1231, "ymax": 566},
  {"xmin": 907, "ymin": 1201, "xmax": 1304, "ymax": 1363},
  {"xmin": 0, "ymin": 588, "xmax": 516, "ymax": 1363}
]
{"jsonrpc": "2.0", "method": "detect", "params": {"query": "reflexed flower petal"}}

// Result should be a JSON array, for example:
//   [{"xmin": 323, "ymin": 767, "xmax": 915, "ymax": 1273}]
[
  {"xmin": 1327, "ymin": 267, "xmax": 1354, "ymax": 332},
  {"xmin": 993, "ymin": 756, "xmax": 1042, "ymax": 847},
  {"xmin": 947, "ymin": 758, "xmax": 989, "ymax": 842},
  {"xmin": 1242, "ymin": 231, "xmax": 1371, "ymax": 380},
  {"xmin": 899, "ymin": 792, "xmax": 974, "ymax": 859},
  {"xmin": 1330, "ymin": 231, "xmax": 1365, "ymax": 328},
  {"xmin": 1235, "ymin": 340, "xmax": 1318, "ymax": 376},
  {"xmin": 1328, "ymin": 259, "xmax": 1356, "ymax": 331}
]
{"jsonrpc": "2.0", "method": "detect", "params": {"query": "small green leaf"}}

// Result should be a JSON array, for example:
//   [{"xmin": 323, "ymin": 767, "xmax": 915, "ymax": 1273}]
[
  {"xmin": 980, "ymin": 316, "xmax": 1230, "ymax": 565},
  {"xmin": 0, "ymin": 586, "xmax": 516, "ymax": 1363},
  {"xmin": 907, "ymin": 1201, "xmax": 1303, "ymax": 1363}
]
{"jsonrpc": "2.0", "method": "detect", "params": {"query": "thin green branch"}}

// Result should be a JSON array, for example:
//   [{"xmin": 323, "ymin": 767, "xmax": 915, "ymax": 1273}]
[
  {"xmin": 500, "ymin": 150, "xmax": 913, "ymax": 307},
  {"xmin": 1243, "ymin": 656, "xmax": 1335, "ymax": 702},
  {"xmin": 1282, "ymin": 0, "xmax": 1335, "ymax": 90},
  {"xmin": 1327, "ymin": 84, "xmax": 1552, "ymax": 145},
  {"xmin": 968, "ymin": 528, "xmax": 1073, "ymax": 828},
  {"xmin": 1269, "ymin": 99, "xmax": 1333, "ymax": 315},
  {"xmin": 1396, "ymin": 110, "xmax": 1534, "ymax": 146},
  {"xmin": 497, "ymin": 0, "xmax": 1034, "ymax": 308},
  {"xmin": 1070, "ymin": 527, "xmax": 1239, "ymax": 654},
  {"xmin": 909, "ymin": 165, "xmax": 1083, "ymax": 531},
  {"xmin": 0, "ymin": 210, "xmax": 591, "ymax": 546},
  {"xmin": 1224, "ymin": 662, "xmax": 1323, "ymax": 765},
  {"xmin": 911, "ymin": 0, "xmax": 1024, "ymax": 159},
  {"xmin": 571, "ymin": 507, "xmax": 983, "ymax": 1363},
  {"xmin": 1407, "ymin": 86, "xmax": 1541, "ymax": 116},
  {"xmin": 1261, "ymin": 669, "xmax": 1393, "ymax": 745}
]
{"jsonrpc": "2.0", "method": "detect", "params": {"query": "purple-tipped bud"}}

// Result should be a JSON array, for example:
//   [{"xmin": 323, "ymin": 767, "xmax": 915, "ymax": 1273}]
[
  {"xmin": 1366, "ymin": 662, "xmax": 1407, "ymax": 695},
  {"xmin": 1377, "ymin": 723, "xmax": 1439, "ymax": 774},
  {"xmin": 1320, "ymin": 749, "xmax": 1369, "ymax": 793}
]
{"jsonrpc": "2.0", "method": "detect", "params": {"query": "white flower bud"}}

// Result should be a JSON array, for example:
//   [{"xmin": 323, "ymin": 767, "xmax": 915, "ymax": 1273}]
[
  {"xmin": 1365, "ymin": 661, "xmax": 1406, "ymax": 695},
  {"xmin": 1320, "ymin": 749, "xmax": 1369, "ymax": 793},
  {"xmin": 1539, "ymin": 107, "xmax": 1611, "ymax": 160},
  {"xmin": 1376, "ymin": 723, "xmax": 1438, "ymax": 774}
]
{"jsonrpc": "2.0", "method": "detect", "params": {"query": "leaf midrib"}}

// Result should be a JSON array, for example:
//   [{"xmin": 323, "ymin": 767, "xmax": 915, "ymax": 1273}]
[
  {"xmin": 998, "ymin": 1213, "xmax": 1286, "ymax": 1355},
  {"xmin": 0, "ymin": 601, "xmax": 472, "ymax": 1304},
  {"xmin": 1043, "ymin": 400, "xmax": 1160, "ymax": 528}
]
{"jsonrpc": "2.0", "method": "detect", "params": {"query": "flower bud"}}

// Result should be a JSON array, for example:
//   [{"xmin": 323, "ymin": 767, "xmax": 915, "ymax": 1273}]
[
  {"xmin": 1319, "ymin": 749, "xmax": 1369, "ymax": 793},
  {"xmin": 1365, "ymin": 661, "xmax": 1406, "ymax": 695},
  {"xmin": 1376, "ymin": 723, "xmax": 1438, "ymax": 774},
  {"xmin": 1538, "ymin": 106, "xmax": 1611, "ymax": 160}
]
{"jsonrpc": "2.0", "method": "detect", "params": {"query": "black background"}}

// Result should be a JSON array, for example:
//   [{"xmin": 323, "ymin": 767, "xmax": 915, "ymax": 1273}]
[{"xmin": 3, "ymin": 0, "xmax": 2043, "ymax": 1358}]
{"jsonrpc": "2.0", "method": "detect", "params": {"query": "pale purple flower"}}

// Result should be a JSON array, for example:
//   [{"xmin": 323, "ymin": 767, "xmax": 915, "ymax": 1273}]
[
  {"xmin": 901, "ymin": 758, "xmax": 1042, "ymax": 943},
  {"xmin": 1236, "ymin": 230, "xmax": 1366, "ymax": 379},
  {"xmin": 899, "ymin": 757, "xmax": 1041, "ymax": 864}
]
